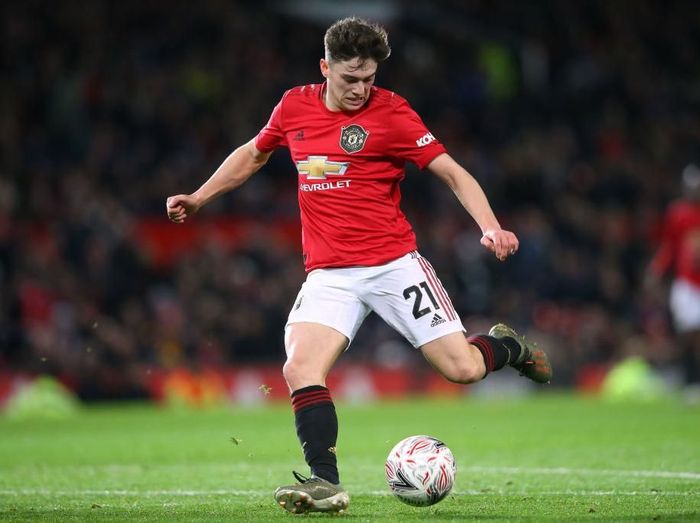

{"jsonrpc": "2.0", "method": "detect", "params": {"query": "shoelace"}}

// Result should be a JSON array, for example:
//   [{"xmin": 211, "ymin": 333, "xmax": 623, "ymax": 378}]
[{"xmin": 292, "ymin": 470, "xmax": 317, "ymax": 484}]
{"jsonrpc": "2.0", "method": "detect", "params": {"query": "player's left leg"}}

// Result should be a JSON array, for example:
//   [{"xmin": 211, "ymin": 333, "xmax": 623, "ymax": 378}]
[
  {"xmin": 365, "ymin": 251, "xmax": 551, "ymax": 384},
  {"xmin": 420, "ymin": 329, "xmax": 549, "ymax": 383},
  {"xmin": 420, "ymin": 331, "xmax": 486, "ymax": 383},
  {"xmin": 489, "ymin": 323, "xmax": 552, "ymax": 383}
]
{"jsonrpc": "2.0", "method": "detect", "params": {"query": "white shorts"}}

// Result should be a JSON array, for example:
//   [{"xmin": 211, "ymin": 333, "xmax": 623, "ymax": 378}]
[
  {"xmin": 286, "ymin": 251, "xmax": 465, "ymax": 348},
  {"xmin": 670, "ymin": 278, "xmax": 700, "ymax": 332}
]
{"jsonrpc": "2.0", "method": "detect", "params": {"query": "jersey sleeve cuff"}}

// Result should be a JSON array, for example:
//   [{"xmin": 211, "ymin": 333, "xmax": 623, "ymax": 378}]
[{"xmin": 415, "ymin": 144, "xmax": 448, "ymax": 170}]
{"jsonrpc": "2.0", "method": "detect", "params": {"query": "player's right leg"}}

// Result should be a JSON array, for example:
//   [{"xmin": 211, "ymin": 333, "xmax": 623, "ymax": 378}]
[
  {"xmin": 275, "ymin": 322, "xmax": 350, "ymax": 514},
  {"xmin": 282, "ymin": 321, "xmax": 347, "ymax": 392},
  {"xmin": 275, "ymin": 468, "xmax": 349, "ymax": 514},
  {"xmin": 275, "ymin": 270, "xmax": 369, "ymax": 514}
]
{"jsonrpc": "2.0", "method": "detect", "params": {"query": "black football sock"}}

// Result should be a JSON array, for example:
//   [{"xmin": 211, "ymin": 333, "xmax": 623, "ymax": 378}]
[
  {"xmin": 291, "ymin": 385, "xmax": 339, "ymax": 485},
  {"xmin": 467, "ymin": 334, "xmax": 523, "ymax": 376}
]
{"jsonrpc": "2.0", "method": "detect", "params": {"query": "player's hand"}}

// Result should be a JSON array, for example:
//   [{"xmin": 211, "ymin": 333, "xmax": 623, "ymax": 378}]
[
  {"xmin": 480, "ymin": 229, "xmax": 519, "ymax": 261},
  {"xmin": 166, "ymin": 194, "xmax": 201, "ymax": 223}
]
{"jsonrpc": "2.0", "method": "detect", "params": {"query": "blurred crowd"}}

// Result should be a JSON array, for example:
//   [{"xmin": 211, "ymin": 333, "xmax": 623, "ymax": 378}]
[{"xmin": 2, "ymin": 1, "xmax": 699, "ymax": 399}]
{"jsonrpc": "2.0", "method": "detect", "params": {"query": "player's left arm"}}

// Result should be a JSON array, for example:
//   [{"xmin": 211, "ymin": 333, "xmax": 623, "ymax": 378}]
[{"xmin": 426, "ymin": 152, "xmax": 518, "ymax": 261}]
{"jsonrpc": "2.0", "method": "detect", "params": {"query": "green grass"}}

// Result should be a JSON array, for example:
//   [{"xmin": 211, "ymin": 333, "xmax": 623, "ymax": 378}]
[{"xmin": 1, "ymin": 394, "xmax": 699, "ymax": 521}]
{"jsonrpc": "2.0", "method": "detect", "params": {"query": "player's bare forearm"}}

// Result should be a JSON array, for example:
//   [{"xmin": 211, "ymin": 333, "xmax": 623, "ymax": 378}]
[
  {"xmin": 166, "ymin": 140, "xmax": 271, "ymax": 223},
  {"xmin": 427, "ymin": 153, "xmax": 518, "ymax": 260},
  {"xmin": 193, "ymin": 140, "xmax": 271, "ymax": 207},
  {"xmin": 427, "ymin": 153, "xmax": 500, "ymax": 232}
]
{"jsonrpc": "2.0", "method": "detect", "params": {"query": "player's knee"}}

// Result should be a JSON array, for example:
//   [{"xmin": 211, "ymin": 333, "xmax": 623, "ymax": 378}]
[
  {"xmin": 282, "ymin": 358, "xmax": 318, "ymax": 389},
  {"xmin": 282, "ymin": 359, "xmax": 301, "ymax": 386},
  {"xmin": 441, "ymin": 361, "xmax": 484, "ymax": 384}
]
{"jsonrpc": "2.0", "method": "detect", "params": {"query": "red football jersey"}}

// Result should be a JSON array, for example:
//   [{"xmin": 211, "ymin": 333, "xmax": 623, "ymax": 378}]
[
  {"xmin": 650, "ymin": 200, "xmax": 700, "ymax": 287},
  {"xmin": 255, "ymin": 83, "xmax": 447, "ymax": 271}
]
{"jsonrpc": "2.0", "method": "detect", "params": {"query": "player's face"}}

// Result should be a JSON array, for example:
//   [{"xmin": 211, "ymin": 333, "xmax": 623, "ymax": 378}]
[{"xmin": 320, "ymin": 57, "xmax": 377, "ymax": 112}]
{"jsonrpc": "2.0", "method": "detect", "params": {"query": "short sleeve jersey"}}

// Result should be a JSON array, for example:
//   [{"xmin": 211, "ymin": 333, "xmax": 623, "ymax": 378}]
[
  {"xmin": 650, "ymin": 200, "xmax": 700, "ymax": 287},
  {"xmin": 255, "ymin": 83, "xmax": 447, "ymax": 271}
]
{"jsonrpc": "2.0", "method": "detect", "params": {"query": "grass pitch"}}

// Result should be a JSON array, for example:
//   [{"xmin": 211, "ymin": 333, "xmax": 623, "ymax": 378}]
[{"xmin": 1, "ymin": 394, "xmax": 699, "ymax": 521}]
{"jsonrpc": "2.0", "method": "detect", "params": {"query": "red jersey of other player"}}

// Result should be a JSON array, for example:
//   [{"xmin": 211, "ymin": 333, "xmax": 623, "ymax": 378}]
[
  {"xmin": 650, "ymin": 198, "xmax": 700, "ymax": 288},
  {"xmin": 255, "ymin": 84, "xmax": 446, "ymax": 271},
  {"xmin": 648, "ymin": 163, "xmax": 700, "ymax": 395}
]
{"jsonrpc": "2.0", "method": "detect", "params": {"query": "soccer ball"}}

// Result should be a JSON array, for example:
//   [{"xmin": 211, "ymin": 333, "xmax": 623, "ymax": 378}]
[{"xmin": 385, "ymin": 435, "xmax": 456, "ymax": 506}]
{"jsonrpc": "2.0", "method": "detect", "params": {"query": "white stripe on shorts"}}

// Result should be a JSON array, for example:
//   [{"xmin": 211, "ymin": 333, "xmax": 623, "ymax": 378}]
[{"xmin": 416, "ymin": 256, "xmax": 459, "ymax": 321}]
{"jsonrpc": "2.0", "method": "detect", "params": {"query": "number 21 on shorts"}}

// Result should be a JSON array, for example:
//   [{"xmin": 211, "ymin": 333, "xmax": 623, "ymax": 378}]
[{"xmin": 403, "ymin": 281, "xmax": 440, "ymax": 319}]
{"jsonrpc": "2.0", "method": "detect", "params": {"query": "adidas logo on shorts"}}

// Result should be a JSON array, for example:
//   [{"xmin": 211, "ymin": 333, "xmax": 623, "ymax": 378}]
[{"xmin": 430, "ymin": 313, "xmax": 446, "ymax": 327}]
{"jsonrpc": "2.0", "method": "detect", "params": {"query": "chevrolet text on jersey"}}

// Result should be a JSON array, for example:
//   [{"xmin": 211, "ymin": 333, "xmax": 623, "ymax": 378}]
[{"xmin": 300, "ymin": 180, "xmax": 352, "ymax": 192}]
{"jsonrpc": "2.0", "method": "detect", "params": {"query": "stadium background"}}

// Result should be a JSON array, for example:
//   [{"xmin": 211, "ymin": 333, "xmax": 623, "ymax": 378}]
[{"xmin": 1, "ymin": 0, "xmax": 699, "ymax": 403}]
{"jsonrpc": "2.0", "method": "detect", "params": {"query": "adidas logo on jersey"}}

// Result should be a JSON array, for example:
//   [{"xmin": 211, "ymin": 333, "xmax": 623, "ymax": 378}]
[{"xmin": 430, "ymin": 313, "xmax": 446, "ymax": 327}]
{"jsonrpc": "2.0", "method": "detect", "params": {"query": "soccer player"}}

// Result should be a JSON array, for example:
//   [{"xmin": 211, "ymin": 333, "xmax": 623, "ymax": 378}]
[
  {"xmin": 166, "ymin": 17, "xmax": 552, "ymax": 514},
  {"xmin": 648, "ymin": 163, "xmax": 700, "ymax": 398}
]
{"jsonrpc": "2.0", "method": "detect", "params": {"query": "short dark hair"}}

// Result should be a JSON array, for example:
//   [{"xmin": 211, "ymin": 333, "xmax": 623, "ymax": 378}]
[{"xmin": 324, "ymin": 17, "xmax": 391, "ymax": 64}]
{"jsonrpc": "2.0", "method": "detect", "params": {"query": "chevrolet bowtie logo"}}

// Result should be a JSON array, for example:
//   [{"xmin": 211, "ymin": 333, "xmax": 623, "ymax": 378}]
[{"xmin": 296, "ymin": 155, "xmax": 349, "ymax": 180}]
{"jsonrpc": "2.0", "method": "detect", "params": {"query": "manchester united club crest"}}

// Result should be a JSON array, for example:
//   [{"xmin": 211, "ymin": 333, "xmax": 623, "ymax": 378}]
[{"xmin": 339, "ymin": 124, "xmax": 369, "ymax": 154}]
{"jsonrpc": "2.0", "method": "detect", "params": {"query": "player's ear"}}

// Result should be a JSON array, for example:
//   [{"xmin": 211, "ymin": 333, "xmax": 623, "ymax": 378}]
[{"xmin": 320, "ymin": 58, "xmax": 329, "ymax": 78}]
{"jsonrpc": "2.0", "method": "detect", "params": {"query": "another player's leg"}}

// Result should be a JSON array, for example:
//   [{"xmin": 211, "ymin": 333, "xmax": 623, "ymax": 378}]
[
  {"xmin": 274, "ymin": 322, "xmax": 350, "ymax": 514},
  {"xmin": 679, "ymin": 330, "xmax": 700, "ymax": 403},
  {"xmin": 669, "ymin": 279, "xmax": 700, "ymax": 402}
]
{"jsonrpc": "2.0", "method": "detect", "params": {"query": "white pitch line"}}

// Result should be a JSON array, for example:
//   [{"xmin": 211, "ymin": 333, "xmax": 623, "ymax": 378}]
[
  {"xmin": 0, "ymin": 489, "xmax": 265, "ymax": 497},
  {"xmin": 1, "ymin": 466, "xmax": 698, "ymax": 499},
  {"xmin": 463, "ymin": 466, "xmax": 700, "ymax": 480},
  {"xmin": 4, "ymin": 464, "xmax": 699, "ymax": 480},
  {"xmin": 0, "ymin": 489, "xmax": 697, "ymax": 497}
]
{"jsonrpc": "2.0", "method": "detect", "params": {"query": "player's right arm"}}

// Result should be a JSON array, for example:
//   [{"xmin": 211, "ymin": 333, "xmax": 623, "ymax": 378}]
[{"xmin": 166, "ymin": 139, "xmax": 272, "ymax": 223}]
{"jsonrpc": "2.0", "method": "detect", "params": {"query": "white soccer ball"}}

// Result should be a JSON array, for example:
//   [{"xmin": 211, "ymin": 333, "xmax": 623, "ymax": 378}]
[{"xmin": 385, "ymin": 435, "xmax": 456, "ymax": 506}]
